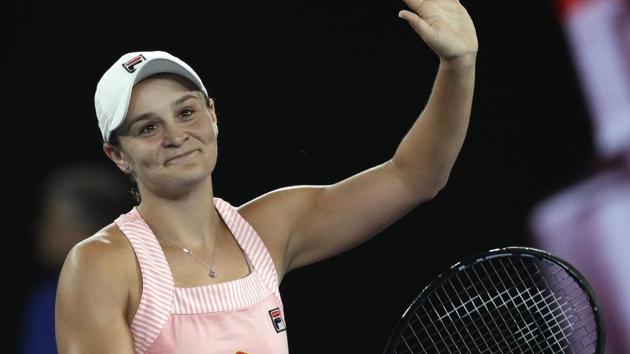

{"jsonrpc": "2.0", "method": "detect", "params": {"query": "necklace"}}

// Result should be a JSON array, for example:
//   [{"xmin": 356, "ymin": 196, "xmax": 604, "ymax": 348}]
[{"xmin": 157, "ymin": 232, "xmax": 218, "ymax": 278}]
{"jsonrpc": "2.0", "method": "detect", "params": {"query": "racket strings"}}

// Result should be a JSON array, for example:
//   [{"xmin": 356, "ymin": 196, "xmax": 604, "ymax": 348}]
[
  {"xmin": 513, "ymin": 258, "xmax": 599, "ymax": 352},
  {"xmin": 392, "ymin": 256, "xmax": 599, "ymax": 354},
  {"xmin": 402, "ymin": 259, "xmax": 556, "ymax": 352},
  {"xmin": 398, "ymin": 261, "xmax": 551, "ymax": 353},
  {"xmin": 402, "ymin": 271, "xmax": 564, "ymax": 353},
  {"xmin": 401, "ymin": 262, "xmax": 597, "ymax": 353},
  {"xmin": 510, "ymin": 259, "xmax": 580, "ymax": 352},
  {"xmin": 484, "ymin": 259, "xmax": 572, "ymax": 352},
  {"xmin": 487, "ymin": 258, "xmax": 576, "ymax": 352},
  {"xmin": 399, "ymin": 262, "xmax": 595, "ymax": 354}
]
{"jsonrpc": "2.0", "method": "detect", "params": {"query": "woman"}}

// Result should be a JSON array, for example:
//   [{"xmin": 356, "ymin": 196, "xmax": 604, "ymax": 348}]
[{"xmin": 55, "ymin": 0, "xmax": 478, "ymax": 352}]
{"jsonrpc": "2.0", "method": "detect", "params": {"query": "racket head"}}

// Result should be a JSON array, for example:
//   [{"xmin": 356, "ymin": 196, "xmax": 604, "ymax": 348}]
[{"xmin": 384, "ymin": 247, "xmax": 605, "ymax": 354}]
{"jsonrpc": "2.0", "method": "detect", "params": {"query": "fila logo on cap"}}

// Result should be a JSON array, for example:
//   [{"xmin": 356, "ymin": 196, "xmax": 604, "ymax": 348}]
[
  {"xmin": 268, "ymin": 307, "xmax": 286, "ymax": 333},
  {"xmin": 122, "ymin": 54, "xmax": 146, "ymax": 73}
]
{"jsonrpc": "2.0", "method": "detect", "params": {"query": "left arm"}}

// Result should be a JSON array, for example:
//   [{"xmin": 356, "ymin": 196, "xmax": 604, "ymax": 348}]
[{"xmin": 241, "ymin": 0, "xmax": 478, "ymax": 277}]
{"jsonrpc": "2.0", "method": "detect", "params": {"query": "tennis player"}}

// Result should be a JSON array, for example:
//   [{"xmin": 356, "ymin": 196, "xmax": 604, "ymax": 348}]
[{"xmin": 55, "ymin": 0, "xmax": 478, "ymax": 352}]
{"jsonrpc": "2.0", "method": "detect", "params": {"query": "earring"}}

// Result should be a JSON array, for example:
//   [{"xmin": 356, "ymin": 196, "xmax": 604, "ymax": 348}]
[{"xmin": 123, "ymin": 165, "xmax": 132, "ymax": 174}]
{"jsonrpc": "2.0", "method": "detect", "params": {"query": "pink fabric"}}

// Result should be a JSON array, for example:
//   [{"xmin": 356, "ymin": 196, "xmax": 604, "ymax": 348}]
[
  {"xmin": 115, "ymin": 198, "xmax": 289, "ymax": 354},
  {"xmin": 148, "ymin": 295, "xmax": 287, "ymax": 354}
]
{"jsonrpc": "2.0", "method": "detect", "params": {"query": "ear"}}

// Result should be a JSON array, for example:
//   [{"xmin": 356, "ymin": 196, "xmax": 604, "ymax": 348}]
[
  {"xmin": 212, "ymin": 122, "xmax": 219, "ymax": 137},
  {"xmin": 207, "ymin": 97, "xmax": 219, "ymax": 138},
  {"xmin": 103, "ymin": 143, "xmax": 131, "ymax": 174}
]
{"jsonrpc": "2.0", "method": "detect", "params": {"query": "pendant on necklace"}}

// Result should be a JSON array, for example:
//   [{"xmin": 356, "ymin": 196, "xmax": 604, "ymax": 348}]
[{"xmin": 209, "ymin": 270, "xmax": 217, "ymax": 278}]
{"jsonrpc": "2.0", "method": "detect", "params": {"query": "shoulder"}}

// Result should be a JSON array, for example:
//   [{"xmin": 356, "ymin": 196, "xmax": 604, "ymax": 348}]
[
  {"xmin": 63, "ymin": 223, "xmax": 135, "ymax": 275},
  {"xmin": 234, "ymin": 186, "xmax": 324, "ymax": 276},
  {"xmin": 58, "ymin": 222, "xmax": 137, "ymax": 309},
  {"xmin": 56, "ymin": 223, "xmax": 137, "ymax": 352},
  {"xmin": 238, "ymin": 185, "xmax": 323, "ymax": 216},
  {"xmin": 237, "ymin": 186, "xmax": 322, "ymax": 237}
]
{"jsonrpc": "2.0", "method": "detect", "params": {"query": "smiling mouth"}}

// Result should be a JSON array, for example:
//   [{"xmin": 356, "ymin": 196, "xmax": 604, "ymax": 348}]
[{"xmin": 165, "ymin": 150, "xmax": 198, "ymax": 163}]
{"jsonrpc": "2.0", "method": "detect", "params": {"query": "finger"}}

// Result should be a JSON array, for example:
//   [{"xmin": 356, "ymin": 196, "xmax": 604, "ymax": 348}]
[
  {"xmin": 398, "ymin": 10, "xmax": 433, "ymax": 38},
  {"xmin": 402, "ymin": 0, "xmax": 460, "ymax": 8},
  {"xmin": 398, "ymin": 9, "xmax": 420, "ymax": 23},
  {"xmin": 401, "ymin": 0, "xmax": 425, "ymax": 12}
]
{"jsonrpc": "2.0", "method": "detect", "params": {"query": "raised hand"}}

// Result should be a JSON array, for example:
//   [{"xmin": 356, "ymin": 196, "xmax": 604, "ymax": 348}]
[{"xmin": 399, "ymin": 0, "xmax": 478, "ymax": 62}]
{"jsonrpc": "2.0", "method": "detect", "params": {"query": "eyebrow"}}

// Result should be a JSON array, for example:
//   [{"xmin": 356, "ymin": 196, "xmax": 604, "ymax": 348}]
[
  {"xmin": 173, "ymin": 93, "xmax": 199, "ymax": 107},
  {"xmin": 124, "ymin": 93, "xmax": 201, "ymax": 129},
  {"xmin": 123, "ymin": 112, "xmax": 155, "ymax": 131}
]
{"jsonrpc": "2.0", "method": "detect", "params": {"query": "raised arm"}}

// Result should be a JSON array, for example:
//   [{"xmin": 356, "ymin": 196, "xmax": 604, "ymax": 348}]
[
  {"xmin": 393, "ymin": 0, "xmax": 477, "ymax": 194},
  {"xmin": 241, "ymin": 0, "xmax": 478, "ymax": 277},
  {"xmin": 55, "ymin": 229, "xmax": 136, "ymax": 354}
]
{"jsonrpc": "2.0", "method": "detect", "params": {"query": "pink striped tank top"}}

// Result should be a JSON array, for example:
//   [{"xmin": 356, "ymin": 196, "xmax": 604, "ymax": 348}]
[{"xmin": 114, "ymin": 197, "xmax": 289, "ymax": 354}]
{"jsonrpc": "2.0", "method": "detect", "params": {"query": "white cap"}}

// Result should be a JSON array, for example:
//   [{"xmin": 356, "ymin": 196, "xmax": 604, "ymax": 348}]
[{"xmin": 94, "ymin": 50, "xmax": 208, "ymax": 142}]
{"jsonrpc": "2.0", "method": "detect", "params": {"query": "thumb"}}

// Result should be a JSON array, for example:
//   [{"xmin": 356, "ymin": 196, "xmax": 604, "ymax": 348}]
[{"xmin": 398, "ymin": 10, "xmax": 434, "ymax": 40}]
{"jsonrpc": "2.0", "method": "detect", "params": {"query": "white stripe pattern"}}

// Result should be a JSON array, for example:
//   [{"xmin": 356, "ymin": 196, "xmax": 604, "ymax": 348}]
[
  {"xmin": 116, "ymin": 213, "xmax": 175, "ymax": 354},
  {"xmin": 114, "ymin": 197, "xmax": 282, "ymax": 353}
]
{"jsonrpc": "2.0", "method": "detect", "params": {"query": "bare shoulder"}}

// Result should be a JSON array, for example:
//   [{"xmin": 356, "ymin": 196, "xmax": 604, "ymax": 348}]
[
  {"xmin": 236, "ymin": 186, "xmax": 324, "ymax": 277},
  {"xmin": 56, "ymin": 222, "xmax": 138, "ymax": 322},
  {"xmin": 61, "ymin": 222, "xmax": 136, "ymax": 282},
  {"xmin": 56, "ymin": 222, "xmax": 137, "ymax": 352},
  {"xmin": 237, "ymin": 186, "xmax": 322, "ymax": 240}
]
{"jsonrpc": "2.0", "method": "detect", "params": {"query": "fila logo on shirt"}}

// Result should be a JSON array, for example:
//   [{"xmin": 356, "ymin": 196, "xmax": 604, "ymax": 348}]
[
  {"xmin": 122, "ymin": 54, "xmax": 146, "ymax": 73},
  {"xmin": 268, "ymin": 307, "xmax": 286, "ymax": 333}
]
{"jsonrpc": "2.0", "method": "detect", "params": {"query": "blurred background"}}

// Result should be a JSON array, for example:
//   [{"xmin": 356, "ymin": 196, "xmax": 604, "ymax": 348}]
[{"xmin": 3, "ymin": 0, "xmax": 628, "ymax": 352}]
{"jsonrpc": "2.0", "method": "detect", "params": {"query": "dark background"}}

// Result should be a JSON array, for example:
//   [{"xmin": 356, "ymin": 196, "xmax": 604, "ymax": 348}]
[{"xmin": 4, "ymin": 0, "xmax": 595, "ymax": 352}]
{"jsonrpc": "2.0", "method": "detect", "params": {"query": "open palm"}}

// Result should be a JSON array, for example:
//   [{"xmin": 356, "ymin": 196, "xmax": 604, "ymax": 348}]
[{"xmin": 399, "ymin": 0, "xmax": 478, "ymax": 60}]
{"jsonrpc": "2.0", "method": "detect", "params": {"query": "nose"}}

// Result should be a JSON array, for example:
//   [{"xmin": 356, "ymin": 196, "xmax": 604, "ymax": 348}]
[{"xmin": 162, "ymin": 122, "xmax": 187, "ymax": 148}]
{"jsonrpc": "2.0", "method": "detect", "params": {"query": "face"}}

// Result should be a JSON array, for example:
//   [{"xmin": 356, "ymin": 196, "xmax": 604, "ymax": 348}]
[{"xmin": 103, "ymin": 74, "xmax": 218, "ymax": 199}]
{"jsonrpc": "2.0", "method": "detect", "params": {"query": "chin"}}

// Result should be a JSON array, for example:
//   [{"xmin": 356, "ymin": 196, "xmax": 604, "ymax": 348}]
[{"xmin": 174, "ymin": 164, "xmax": 212, "ymax": 183}]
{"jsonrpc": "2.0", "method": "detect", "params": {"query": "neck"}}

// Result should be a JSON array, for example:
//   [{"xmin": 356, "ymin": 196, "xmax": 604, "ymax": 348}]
[{"xmin": 136, "ymin": 178, "xmax": 220, "ymax": 248}]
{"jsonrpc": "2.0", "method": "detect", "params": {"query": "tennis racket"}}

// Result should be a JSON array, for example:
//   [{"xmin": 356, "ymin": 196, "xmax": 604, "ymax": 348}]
[{"xmin": 384, "ymin": 247, "xmax": 605, "ymax": 353}]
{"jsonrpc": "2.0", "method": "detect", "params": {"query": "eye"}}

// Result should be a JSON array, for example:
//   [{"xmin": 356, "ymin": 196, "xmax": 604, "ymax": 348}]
[
  {"xmin": 139, "ymin": 123, "xmax": 158, "ymax": 135},
  {"xmin": 180, "ymin": 108, "xmax": 195, "ymax": 119}
]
